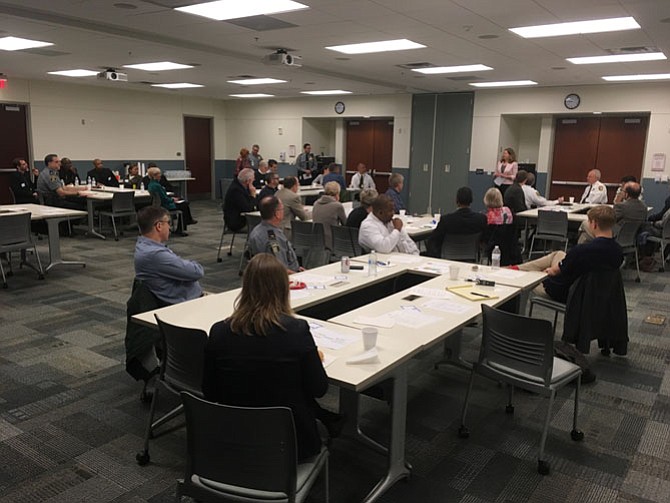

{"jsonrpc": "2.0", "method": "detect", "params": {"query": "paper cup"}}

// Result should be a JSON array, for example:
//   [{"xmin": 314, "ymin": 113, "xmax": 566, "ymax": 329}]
[
  {"xmin": 449, "ymin": 264, "xmax": 460, "ymax": 280},
  {"xmin": 399, "ymin": 209, "xmax": 406, "ymax": 217},
  {"xmin": 569, "ymin": 196, "xmax": 575, "ymax": 203},
  {"xmin": 362, "ymin": 327, "xmax": 378, "ymax": 350}
]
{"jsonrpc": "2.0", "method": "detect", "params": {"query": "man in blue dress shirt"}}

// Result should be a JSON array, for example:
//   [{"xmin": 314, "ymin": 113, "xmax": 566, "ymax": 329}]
[{"xmin": 385, "ymin": 172, "xmax": 406, "ymax": 213}]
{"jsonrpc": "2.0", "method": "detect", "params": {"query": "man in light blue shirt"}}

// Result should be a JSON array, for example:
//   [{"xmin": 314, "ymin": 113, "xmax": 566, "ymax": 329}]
[
  {"xmin": 385, "ymin": 172, "xmax": 406, "ymax": 213},
  {"xmin": 134, "ymin": 206, "xmax": 203, "ymax": 304}
]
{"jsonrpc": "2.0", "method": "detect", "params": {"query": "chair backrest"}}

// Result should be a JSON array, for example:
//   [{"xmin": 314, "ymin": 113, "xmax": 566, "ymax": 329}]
[
  {"xmin": 111, "ymin": 190, "xmax": 135, "ymax": 212},
  {"xmin": 615, "ymin": 220, "xmax": 641, "ymax": 248},
  {"xmin": 8, "ymin": 187, "xmax": 16, "ymax": 204},
  {"xmin": 441, "ymin": 232, "xmax": 481, "ymax": 262},
  {"xmin": 484, "ymin": 223, "xmax": 520, "ymax": 266},
  {"xmin": 181, "ymin": 391, "xmax": 298, "ymax": 499},
  {"xmin": 536, "ymin": 210, "xmax": 568, "ymax": 237},
  {"xmin": 154, "ymin": 315, "xmax": 208, "ymax": 395},
  {"xmin": 331, "ymin": 225, "xmax": 363, "ymax": 258},
  {"xmin": 245, "ymin": 214, "xmax": 263, "ymax": 236},
  {"xmin": 0, "ymin": 212, "xmax": 33, "ymax": 248},
  {"xmin": 480, "ymin": 304, "xmax": 555, "ymax": 386},
  {"xmin": 219, "ymin": 178, "xmax": 233, "ymax": 200},
  {"xmin": 37, "ymin": 192, "xmax": 46, "ymax": 205},
  {"xmin": 291, "ymin": 220, "xmax": 326, "ymax": 254},
  {"xmin": 663, "ymin": 217, "xmax": 670, "ymax": 239}
]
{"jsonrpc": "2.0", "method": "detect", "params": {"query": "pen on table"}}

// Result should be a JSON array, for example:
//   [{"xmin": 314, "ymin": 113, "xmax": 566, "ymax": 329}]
[
  {"xmin": 377, "ymin": 260, "xmax": 389, "ymax": 266},
  {"xmin": 470, "ymin": 291, "xmax": 491, "ymax": 298}
]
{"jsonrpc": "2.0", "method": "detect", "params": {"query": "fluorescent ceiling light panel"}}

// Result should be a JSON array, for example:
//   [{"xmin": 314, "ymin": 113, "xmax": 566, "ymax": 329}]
[
  {"xmin": 227, "ymin": 78, "xmax": 287, "ymax": 85},
  {"xmin": 325, "ymin": 39, "xmax": 425, "ymax": 54},
  {"xmin": 175, "ymin": 0, "xmax": 308, "ymax": 21},
  {"xmin": 123, "ymin": 61, "xmax": 193, "ymax": 71},
  {"xmin": 412, "ymin": 64, "xmax": 493, "ymax": 74},
  {"xmin": 151, "ymin": 83, "xmax": 203, "ymax": 88},
  {"xmin": 469, "ymin": 80, "xmax": 537, "ymax": 88},
  {"xmin": 602, "ymin": 73, "xmax": 670, "ymax": 81},
  {"xmin": 48, "ymin": 69, "xmax": 98, "ymax": 77},
  {"xmin": 229, "ymin": 93, "xmax": 275, "ymax": 98},
  {"xmin": 300, "ymin": 90, "xmax": 352, "ymax": 95},
  {"xmin": 0, "ymin": 36, "xmax": 53, "ymax": 51},
  {"xmin": 567, "ymin": 52, "xmax": 666, "ymax": 64},
  {"xmin": 510, "ymin": 16, "xmax": 640, "ymax": 38}
]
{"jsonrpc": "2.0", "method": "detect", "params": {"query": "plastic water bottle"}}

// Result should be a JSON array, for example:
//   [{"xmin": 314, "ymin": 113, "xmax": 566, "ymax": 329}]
[
  {"xmin": 140, "ymin": 182, "xmax": 145, "ymax": 191},
  {"xmin": 87, "ymin": 176, "xmax": 92, "ymax": 190},
  {"xmin": 491, "ymin": 245, "xmax": 501, "ymax": 270},
  {"xmin": 368, "ymin": 250, "xmax": 378, "ymax": 277}
]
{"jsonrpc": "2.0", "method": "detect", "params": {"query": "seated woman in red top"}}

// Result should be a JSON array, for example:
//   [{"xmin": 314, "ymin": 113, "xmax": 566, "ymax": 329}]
[{"xmin": 203, "ymin": 253, "xmax": 343, "ymax": 460}]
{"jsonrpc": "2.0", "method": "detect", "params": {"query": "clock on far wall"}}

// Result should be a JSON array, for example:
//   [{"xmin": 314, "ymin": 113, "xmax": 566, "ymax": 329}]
[
  {"xmin": 334, "ymin": 101, "xmax": 345, "ymax": 114},
  {"xmin": 564, "ymin": 93, "xmax": 580, "ymax": 110}
]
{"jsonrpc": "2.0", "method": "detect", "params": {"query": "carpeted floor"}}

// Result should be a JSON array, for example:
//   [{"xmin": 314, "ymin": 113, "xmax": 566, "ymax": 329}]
[{"xmin": 0, "ymin": 200, "xmax": 668, "ymax": 502}]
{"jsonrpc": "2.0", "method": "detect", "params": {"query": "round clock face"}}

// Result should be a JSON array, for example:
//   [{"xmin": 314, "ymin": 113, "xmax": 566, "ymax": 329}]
[
  {"xmin": 334, "ymin": 101, "xmax": 345, "ymax": 114},
  {"xmin": 564, "ymin": 93, "xmax": 580, "ymax": 110}
]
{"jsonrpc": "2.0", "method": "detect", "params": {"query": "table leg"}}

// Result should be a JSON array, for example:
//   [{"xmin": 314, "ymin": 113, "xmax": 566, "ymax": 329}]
[
  {"xmin": 339, "ymin": 388, "xmax": 388, "ymax": 456},
  {"xmin": 434, "ymin": 329, "xmax": 473, "ymax": 370},
  {"xmin": 85, "ymin": 198, "xmax": 105, "ymax": 239},
  {"xmin": 45, "ymin": 218, "xmax": 86, "ymax": 272},
  {"xmin": 362, "ymin": 366, "xmax": 410, "ymax": 503}
]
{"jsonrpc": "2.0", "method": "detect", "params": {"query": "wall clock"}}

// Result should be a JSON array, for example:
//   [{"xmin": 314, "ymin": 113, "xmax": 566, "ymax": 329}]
[
  {"xmin": 564, "ymin": 93, "xmax": 580, "ymax": 110},
  {"xmin": 334, "ymin": 101, "xmax": 345, "ymax": 114}
]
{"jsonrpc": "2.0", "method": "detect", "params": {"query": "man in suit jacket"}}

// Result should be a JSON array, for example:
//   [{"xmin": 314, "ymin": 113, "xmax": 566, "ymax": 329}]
[
  {"xmin": 503, "ymin": 170, "xmax": 528, "ymax": 215},
  {"xmin": 276, "ymin": 176, "xmax": 310, "ymax": 237},
  {"xmin": 426, "ymin": 187, "xmax": 487, "ymax": 258},
  {"xmin": 9, "ymin": 157, "xmax": 39, "ymax": 203},
  {"xmin": 223, "ymin": 168, "xmax": 257, "ymax": 232}
]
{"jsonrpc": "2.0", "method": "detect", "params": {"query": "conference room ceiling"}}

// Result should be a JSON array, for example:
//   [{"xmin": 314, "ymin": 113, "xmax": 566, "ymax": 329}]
[{"xmin": 0, "ymin": 0, "xmax": 669, "ymax": 100}]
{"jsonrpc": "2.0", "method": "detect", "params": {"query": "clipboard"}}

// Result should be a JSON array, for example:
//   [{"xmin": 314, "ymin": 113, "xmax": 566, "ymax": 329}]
[{"xmin": 447, "ymin": 284, "xmax": 499, "ymax": 301}]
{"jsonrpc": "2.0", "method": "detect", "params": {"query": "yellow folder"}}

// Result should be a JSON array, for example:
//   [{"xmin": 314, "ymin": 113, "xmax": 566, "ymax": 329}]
[{"xmin": 447, "ymin": 284, "xmax": 499, "ymax": 301}]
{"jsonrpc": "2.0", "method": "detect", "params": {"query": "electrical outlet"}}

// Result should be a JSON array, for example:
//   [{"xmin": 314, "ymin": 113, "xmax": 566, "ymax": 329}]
[
  {"xmin": 444, "ymin": 164, "xmax": 450, "ymax": 173},
  {"xmin": 423, "ymin": 163, "xmax": 428, "ymax": 172}
]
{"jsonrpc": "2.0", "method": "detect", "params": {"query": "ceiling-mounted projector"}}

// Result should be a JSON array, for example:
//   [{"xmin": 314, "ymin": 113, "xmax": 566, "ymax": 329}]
[
  {"xmin": 263, "ymin": 50, "xmax": 302, "ymax": 67},
  {"xmin": 98, "ymin": 69, "xmax": 128, "ymax": 82}
]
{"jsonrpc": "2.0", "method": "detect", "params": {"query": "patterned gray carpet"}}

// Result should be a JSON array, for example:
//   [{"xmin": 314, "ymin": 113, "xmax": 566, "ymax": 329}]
[{"xmin": 0, "ymin": 200, "xmax": 668, "ymax": 502}]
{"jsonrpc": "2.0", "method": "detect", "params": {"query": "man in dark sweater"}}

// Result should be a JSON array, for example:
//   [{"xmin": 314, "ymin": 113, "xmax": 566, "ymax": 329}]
[
  {"xmin": 86, "ymin": 158, "xmax": 119, "ymax": 187},
  {"xmin": 346, "ymin": 188, "xmax": 378, "ymax": 229},
  {"xmin": 426, "ymin": 187, "xmax": 487, "ymax": 258},
  {"xmin": 518, "ymin": 206, "xmax": 623, "ymax": 302},
  {"xmin": 503, "ymin": 170, "xmax": 528, "ymax": 215},
  {"xmin": 9, "ymin": 157, "xmax": 39, "ymax": 203}
]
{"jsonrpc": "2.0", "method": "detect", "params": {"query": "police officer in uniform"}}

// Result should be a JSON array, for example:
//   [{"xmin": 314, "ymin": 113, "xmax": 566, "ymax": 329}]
[
  {"xmin": 247, "ymin": 196, "xmax": 301, "ymax": 273},
  {"xmin": 580, "ymin": 169, "xmax": 608, "ymax": 204},
  {"xmin": 295, "ymin": 143, "xmax": 316, "ymax": 186},
  {"xmin": 36, "ymin": 154, "xmax": 87, "ymax": 208}
]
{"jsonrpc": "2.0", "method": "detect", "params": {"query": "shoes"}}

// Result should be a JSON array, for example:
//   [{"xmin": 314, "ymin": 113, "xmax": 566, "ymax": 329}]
[
  {"xmin": 581, "ymin": 369, "xmax": 597, "ymax": 384},
  {"xmin": 189, "ymin": 219, "xmax": 198, "ymax": 225},
  {"xmin": 174, "ymin": 231, "xmax": 189, "ymax": 237}
]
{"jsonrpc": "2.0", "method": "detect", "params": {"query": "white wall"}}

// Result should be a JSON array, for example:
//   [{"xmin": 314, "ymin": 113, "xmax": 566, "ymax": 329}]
[
  {"xmin": 301, "ymin": 118, "xmax": 336, "ymax": 157},
  {"xmin": 223, "ymin": 94, "xmax": 412, "ymax": 168},
  {"xmin": 0, "ymin": 78, "xmax": 219, "ymax": 161},
  {"xmin": 471, "ymin": 83, "xmax": 670, "ymax": 179}
]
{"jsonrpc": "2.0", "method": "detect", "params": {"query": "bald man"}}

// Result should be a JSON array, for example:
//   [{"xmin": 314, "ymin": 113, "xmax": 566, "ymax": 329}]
[{"xmin": 579, "ymin": 169, "xmax": 607, "ymax": 204}]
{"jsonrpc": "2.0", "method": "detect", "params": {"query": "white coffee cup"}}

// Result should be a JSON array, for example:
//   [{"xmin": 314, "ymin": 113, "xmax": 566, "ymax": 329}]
[
  {"xmin": 362, "ymin": 327, "xmax": 378, "ymax": 350},
  {"xmin": 449, "ymin": 264, "xmax": 460, "ymax": 280},
  {"xmin": 569, "ymin": 196, "xmax": 575, "ymax": 203},
  {"xmin": 434, "ymin": 213, "xmax": 440, "ymax": 222},
  {"xmin": 399, "ymin": 209, "xmax": 406, "ymax": 217}
]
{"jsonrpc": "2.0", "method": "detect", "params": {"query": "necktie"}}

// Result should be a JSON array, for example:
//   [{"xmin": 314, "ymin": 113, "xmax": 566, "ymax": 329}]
[
  {"xmin": 359, "ymin": 175, "xmax": 364, "ymax": 189},
  {"xmin": 582, "ymin": 185, "xmax": 591, "ymax": 203}
]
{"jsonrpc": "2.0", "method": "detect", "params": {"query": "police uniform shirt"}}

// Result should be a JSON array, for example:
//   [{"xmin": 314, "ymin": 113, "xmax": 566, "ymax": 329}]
[
  {"xmin": 580, "ymin": 180, "xmax": 608, "ymax": 204},
  {"xmin": 36, "ymin": 168, "xmax": 63, "ymax": 196},
  {"xmin": 248, "ymin": 221, "xmax": 300, "ymax": 272},
  {"xmin": 296, "ymin": 152, "xmax": 316, "ymax": 180}
]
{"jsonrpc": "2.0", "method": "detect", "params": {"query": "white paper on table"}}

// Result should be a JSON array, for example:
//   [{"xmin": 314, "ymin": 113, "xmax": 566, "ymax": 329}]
[
  {"xmin": 311, "ymin": 326, "xmax": 358, "ymax": 350},
  {"xmin": 346, "ymin": 347, "xmax": 380, "ymax": 365},
  {"xmin": 487, "ymin": 269, "xmax": 527, "ymax": 279},
  {"xmin": 386, "ymin": 254, "xmax": 423, "ymax": 264},
  {"xmin": 291, "ymin": 273, "xmax": 334, "ymax": 284},
  {"xmin": 408, "ymin": 286, "xmax": 454, "ymax": 299},
  {"xmin": 387, "ymin": 309, "xmax": 442, "ymax": 328},
  {"xmin": 422, "ymin": 299, "xmax": 474, "ymax": 315},
  {"xmin": 352, "ymin": 316, "xmax": 395, "ymax": 329},
  {"xmin": 415, "ymin": 261, "xmax": 451, "ymax": 274},
  {"xmin": 321, "ymin": 354, "xmax": 337, "ymax": 368},
  {"xmin": 290, "ymin": 289, "xmax": 311, "ymax": 300}
]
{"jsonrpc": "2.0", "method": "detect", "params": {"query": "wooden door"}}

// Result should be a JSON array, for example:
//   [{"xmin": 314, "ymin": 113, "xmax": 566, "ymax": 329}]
[
  {"xmin": 550, "ymin": 115, "xmax": 648, "ymax": 201},
  {"xmin": 0, "ymin": 103, "xmax": 30, "ymax": 204},
  {"xmin": 346, "ymin": 119, "xmax": 393, "ymax": 193},
  {"xmin": 183, "ymin": 116, "xmax": 212, "ymax": 198}
]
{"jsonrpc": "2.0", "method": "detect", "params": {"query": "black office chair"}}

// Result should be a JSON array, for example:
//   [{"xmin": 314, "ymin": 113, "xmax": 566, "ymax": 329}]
[
  {"xmin": 216, "ymin": 178, "xmax": 236, "ymax": 262},
  {"xmin": 0, "ymin": 212, "xmax": 44, "ymax": 288},
  {"xmin": 459, "ymin": 305, "xmax": 583, "ymax": 475},
  {"xmin": 178, "ymin": 392, "xmax": 329, "ymax": 503},
  {"xmin": 528, "ymin": 210, "xmax": 569, "ymax": 259},
  {"xmin": 136, "ymin": 315, "xmax": 207, "ymax": 466},
  {"xmin": 98, "ymin": 191, "xmax": 136, "ymax": 240},
  {"xmin": 440, "ymin": 232, "xmax": 481, "ymax": 262},
  {"xmin": 291, "ymin": 221, "xmax": 329, "ymax": 269},
  {"xmin": 330, "ymin": 225, "xmax": 362, "ymax": 261},
  {"xmin": 615, "ymin": 220, "xmax": 642, "ymax": 282}
]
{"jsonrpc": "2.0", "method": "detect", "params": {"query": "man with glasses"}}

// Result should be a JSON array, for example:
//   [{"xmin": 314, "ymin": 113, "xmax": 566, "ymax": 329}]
[{"xmin": 134, "ymin": 206, "xmax": 203, "ymax": 304}]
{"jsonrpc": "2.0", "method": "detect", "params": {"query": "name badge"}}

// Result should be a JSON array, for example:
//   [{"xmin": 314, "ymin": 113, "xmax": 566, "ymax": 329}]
[{"xmin": 21, "ymin": 183, "xmax": 26, "ymax": 187}]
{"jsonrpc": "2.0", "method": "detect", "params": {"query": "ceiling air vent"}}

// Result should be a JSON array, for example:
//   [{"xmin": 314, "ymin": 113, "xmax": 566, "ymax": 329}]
[{"xmin": 396, "ymin": 62, "xmax": 434, "ymax": 69}]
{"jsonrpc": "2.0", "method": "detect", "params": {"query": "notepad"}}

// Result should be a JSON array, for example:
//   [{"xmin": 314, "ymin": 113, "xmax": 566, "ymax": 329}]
[{"xmin": 447, "ymin": 284, "xmax": 499, "ymax": 301}]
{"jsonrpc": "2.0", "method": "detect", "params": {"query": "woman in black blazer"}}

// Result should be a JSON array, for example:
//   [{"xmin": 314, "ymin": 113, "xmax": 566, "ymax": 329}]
[{"xmin": 203, "ymin": 253, "xmax": 338, "ymax": 460}]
